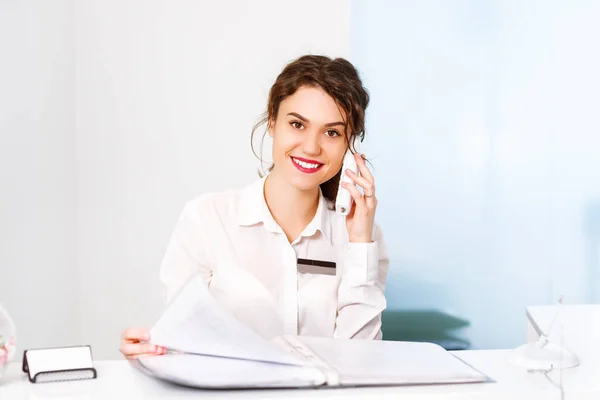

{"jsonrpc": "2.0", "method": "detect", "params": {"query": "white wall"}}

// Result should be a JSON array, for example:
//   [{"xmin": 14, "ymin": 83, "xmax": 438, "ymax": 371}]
[
  {"xmin": 74, "ymin": 0, "xmax": 351, "ymax": 359},
  {"xmin": 352, "ymin": 0, "xmax": 600, "ymax": 349},
  {"xmin": 1, "ymin": 0, "xmax": 350, "ymax": 360},
  {"xmin": 0, "ymin": 1, "xmax": 78, "ymax": 351}
]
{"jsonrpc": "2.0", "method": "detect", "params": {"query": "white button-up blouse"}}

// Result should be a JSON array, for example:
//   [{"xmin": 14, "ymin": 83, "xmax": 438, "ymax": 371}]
[{"xmin": 159, "ymin": 175, "xmax": 389, "ymax": 340}]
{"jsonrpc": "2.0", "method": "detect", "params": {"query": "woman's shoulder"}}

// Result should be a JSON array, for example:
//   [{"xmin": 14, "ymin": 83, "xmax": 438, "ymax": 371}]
[
  {"xmin": 183, "ymin": 187, "xmax": 242, "ymax": 216},
  {"xmin": 179, "ymin": 179, "xmax": 259, "ymax": 222}
]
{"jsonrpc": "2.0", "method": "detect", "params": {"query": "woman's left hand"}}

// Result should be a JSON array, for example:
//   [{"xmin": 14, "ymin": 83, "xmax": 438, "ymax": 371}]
[{"xmin": 340, "ymin": 153, "xmax": 377, "ymax": 243}]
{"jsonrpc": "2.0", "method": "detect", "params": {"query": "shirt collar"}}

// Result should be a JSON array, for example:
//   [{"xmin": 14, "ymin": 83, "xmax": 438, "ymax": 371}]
[{"xmin": 237, "ymin": 175, "xmax": 332, "ymax": 243}]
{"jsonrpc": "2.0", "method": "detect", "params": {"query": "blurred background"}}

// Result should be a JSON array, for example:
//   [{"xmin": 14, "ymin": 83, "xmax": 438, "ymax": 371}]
[{"xmin": 1, "ymin": 0, "xmax": 599, "ymax": 359}]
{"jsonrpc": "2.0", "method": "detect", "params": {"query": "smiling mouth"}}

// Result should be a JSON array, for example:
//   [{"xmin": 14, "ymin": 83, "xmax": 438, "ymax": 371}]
[{"xmin": 291, "ymin": 156, "xmax": 324, "ymax": 173}]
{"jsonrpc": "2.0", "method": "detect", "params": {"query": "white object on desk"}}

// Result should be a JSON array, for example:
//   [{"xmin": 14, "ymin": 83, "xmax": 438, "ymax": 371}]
[
  {"xmin": 137, "ymin": 336, "xmax": 488, "ymax": 389},
  {"xmin": 508, "ymin": 298, "xmax": 579, "ymax": 370},
  {"xmin": 23, "ymin": 345, "xmax": 96, "ymax": 383},
  {"xmin": 143, "ymin": 274, "xmax": 486, "ymax": 389},
  {"xmin": 508, "ymin": 339, "xmax": 579, "ymax": 371}
]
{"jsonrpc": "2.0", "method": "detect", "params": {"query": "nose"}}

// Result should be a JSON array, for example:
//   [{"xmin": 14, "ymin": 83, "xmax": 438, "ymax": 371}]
[{"xmin": 302, "ymin": 131, "xmax": 321, "ymax": 156}]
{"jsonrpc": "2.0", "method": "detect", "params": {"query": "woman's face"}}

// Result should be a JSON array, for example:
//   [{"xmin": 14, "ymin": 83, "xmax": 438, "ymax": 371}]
[{"xmin": 269, "ymin": 86, "xmax": 348, "ymax": 193}]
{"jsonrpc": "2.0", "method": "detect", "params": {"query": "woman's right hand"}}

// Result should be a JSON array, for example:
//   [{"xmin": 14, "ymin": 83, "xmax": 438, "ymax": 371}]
[{"xmin": 119, "ymin": 327, "xmax": 166, "ymax": 359}]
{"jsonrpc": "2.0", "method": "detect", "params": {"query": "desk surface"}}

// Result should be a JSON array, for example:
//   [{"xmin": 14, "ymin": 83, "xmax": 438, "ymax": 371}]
[
  {"xmin": 3, "ymin": 305, "xmax": 600, "ymax": 399},
  {"xmin": 1, "ymin": 349, "xmax": 593, "ymax": 400}
]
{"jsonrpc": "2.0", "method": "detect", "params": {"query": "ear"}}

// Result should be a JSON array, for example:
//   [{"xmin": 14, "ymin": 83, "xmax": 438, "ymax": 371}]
[{"xmin": 267, "ymin": 119, "xmax": 275, "ymax": 138}]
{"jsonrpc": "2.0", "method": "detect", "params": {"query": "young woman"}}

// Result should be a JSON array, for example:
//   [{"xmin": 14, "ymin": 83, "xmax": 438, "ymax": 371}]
[{"xmin": 119, "ymin": 55, "xmax": 389, "ymax": 359}]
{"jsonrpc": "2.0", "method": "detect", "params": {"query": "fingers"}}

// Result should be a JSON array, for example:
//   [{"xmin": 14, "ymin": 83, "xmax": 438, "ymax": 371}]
[
  {"xmin": 121, "ymin": 327, "xmax": 150, "ymax": 342},
  {"xmin": 119, "ymin": 341, "xmax": 167, "ymax": 358},
  {"xmin": 354, "ymin": 152, "xmax": 374, "ymax": 183},
  {"xmin": 347, "ymin": 153, "xmax": 375, "ymax": 197},
  {"xmin": 346, "ymin": 153, "xmax": 377, "ymax": 208},
  {"xmin": 341, "ymin": 180, "xmax": 366, "ymax": 211},
  {"xmin": 120, "ymin": 327, "xmax": 165, "ymax": 359},
  {"xmin": 120, "ymin": 342, "xmax": 156, "ymax": 356},
  {"xmin": 345, "ymin": 168, "xmax": 375, "ymax": 197}
]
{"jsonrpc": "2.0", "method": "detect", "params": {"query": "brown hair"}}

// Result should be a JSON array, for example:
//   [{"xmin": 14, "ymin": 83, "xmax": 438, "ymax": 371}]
[{"xmin": 251, "ymin": 54, "xmax": 370, "ymax": 206}]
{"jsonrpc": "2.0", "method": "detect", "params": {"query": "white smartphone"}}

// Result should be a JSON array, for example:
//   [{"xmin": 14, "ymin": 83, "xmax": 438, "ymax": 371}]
[{"xmin": 335, "ymin": 139, "xmax": 360, "ymax": 215}]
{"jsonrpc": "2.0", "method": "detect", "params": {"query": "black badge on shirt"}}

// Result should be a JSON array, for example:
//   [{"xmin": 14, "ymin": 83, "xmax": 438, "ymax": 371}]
[{"xmin": 297, "ymin": 258, "xmax": 336, "ymax": 276}]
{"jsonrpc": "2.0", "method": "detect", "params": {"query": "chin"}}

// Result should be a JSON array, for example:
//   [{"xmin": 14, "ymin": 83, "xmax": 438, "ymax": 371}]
[
  {"xmin": 285, "ymin": 168, "xmax": 326, "ymax": 192},
  {"xmin": 287, "ymin": 175, "xmax": 322, "ymax": 192}
]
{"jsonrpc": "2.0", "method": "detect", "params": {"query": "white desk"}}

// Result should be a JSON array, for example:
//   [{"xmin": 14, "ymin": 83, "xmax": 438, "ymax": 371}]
[
  {"xmin": 2, "ymin": 306, "xmax": 600, "ymax": 400},
  {"xmin": 1, "ymin": 350, "xmax": 586, "ymax": 400}
]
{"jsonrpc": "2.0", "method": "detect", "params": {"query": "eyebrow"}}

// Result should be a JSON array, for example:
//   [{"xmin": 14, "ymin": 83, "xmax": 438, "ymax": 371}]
[{"xmin": 287, "ymin": 112, "xmax": 345, "ymax": 128}]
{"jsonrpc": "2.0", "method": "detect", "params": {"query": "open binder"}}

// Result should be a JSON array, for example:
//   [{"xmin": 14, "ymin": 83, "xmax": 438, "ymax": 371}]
[{"xmin": 135, "ymin": 275, "xmax": 488, "ymax": 389}]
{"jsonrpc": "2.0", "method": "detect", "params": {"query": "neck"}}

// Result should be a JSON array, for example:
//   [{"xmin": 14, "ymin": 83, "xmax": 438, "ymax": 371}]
[{"xmin": 263, "ymin": 171, "xmax": 320, "ymax": 242}]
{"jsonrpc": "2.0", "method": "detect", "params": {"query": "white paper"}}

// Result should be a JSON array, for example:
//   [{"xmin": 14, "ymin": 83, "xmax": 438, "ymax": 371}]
[
  {"xmin": 144, "ymin": 274, "xmax": 486, "ymax": 389},
  {"xmin": 294, "ymin": 336, "xmax": 487, "ymax": 386},
  {"xmin": 150, "ymin": 274, "xmax": 304, "ymax": 366},
  {"xmin": 137, "ymin": 353, "xmax": 325, "ymax": 389}
]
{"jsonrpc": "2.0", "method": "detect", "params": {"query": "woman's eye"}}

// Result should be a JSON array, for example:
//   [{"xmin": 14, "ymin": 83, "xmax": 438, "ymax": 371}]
[
  {"xmin": 290, "ymin": 121, "xmax": 304, "ymax": 129},
  {"xmin": 325, "ymin": 130, "xmax": 340, "ymax": 137}
]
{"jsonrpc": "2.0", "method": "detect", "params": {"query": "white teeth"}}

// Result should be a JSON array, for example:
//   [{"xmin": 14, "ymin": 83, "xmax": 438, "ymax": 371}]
[{"xmin": 293, "ymin": 157, "xmax": 320, "ymax": 169}]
